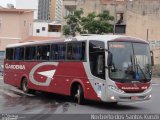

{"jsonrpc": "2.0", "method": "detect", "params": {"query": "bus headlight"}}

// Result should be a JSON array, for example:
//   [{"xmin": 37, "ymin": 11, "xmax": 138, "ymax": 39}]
[{"xmin": 108, "ymin": 85, "xmax": 124, "ymax": 94}]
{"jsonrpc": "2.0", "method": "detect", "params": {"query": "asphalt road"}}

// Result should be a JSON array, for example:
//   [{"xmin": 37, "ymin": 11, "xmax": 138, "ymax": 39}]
[{"xmin": 0, "ymin": 76, "xmax": 160, "ymax": 120}]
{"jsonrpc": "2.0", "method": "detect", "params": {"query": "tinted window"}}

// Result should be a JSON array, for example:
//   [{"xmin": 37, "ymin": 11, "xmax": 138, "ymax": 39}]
[
  {"xmin": 14, "ymin": 47, "xmax": 24, "ymax": 60},
  {"xmin": 67, "ymin": 43, "xmax": 73, "ymax": 60},
  {"xmin": 6, "ymin": 48, "xmax": 14, "ymax": 60},
  {"xmin": 58, "ymin": 44, "xmax": 66, "ymax": 60},
  {"xmin": 25, "ymin": 46, "xmax": 36, "ymax": 60},
  {"xmin": 67, "ymin": 42, "xmax": 86, "ymax": 60},
  {"xmin": 51, "ymin": 44, "xmax": 66, "ymax": 60},
  {"xmin": 73, "ymin": 43, "xmax": 85, "ymax": 60},
  {"xmin": 0, "ymin": 51, "xmax": 5, "ymax": 60},
  {"xmin": 37, "ymin": 45, "xmax": 50, "ymax": 60},
  {"xmin": 89, "ymin": 41, "xmax": 105, "ymax": 79}
]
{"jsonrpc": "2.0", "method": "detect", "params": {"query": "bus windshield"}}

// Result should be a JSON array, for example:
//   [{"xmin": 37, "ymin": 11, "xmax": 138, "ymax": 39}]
[{"xmin": 108, "ymin": 42, "xmax": 152, "ymax": 83}]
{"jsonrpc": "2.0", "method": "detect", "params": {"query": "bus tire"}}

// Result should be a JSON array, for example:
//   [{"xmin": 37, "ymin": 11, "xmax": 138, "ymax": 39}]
[
  {"xmin": 110, "ymin": 102, "xmax": 118, "ymax": 105},
  {"xmin": 21, "ymin": 78, "xmax": 29, "ymax": 93},
  {"xmin": 75, "ymin": 84, "xmax": 84, "ymax": 105}
]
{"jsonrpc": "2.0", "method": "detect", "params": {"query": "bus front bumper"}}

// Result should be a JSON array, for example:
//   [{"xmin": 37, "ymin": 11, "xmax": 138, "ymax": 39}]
[{"xmin": 105, "ymin": 86, "xmax": 152, "ymax": 102}]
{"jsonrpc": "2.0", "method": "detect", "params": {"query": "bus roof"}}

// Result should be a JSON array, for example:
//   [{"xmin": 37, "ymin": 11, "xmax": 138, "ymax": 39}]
[{"xmin": 6, "ymin": 35, "xmax": 148, "ymax": 48}]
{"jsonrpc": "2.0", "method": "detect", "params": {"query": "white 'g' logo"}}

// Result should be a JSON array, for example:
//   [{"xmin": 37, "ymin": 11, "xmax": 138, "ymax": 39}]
[{"xmin": 29, "ymin": 62, "xmax": 58, "ymax": 86}]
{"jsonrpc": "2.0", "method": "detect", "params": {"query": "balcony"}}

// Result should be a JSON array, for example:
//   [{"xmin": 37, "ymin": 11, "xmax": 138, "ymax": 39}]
[
  {"xmin": 48, "ymin": 24, "xmax": 61, "ymax": 37},
  {"xmin": 48, "ymin": 32, "xmax": 61, "ymax": 37},
  {"xmin": 63, "ymin": 0, "xmax": 77, "ymax": 6}
]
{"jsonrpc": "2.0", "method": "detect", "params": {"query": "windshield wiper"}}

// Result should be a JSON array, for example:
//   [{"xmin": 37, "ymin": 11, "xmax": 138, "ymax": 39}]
[{"xmin": 135, "ymin": 56, "xmax": 147, "ymax": 80}]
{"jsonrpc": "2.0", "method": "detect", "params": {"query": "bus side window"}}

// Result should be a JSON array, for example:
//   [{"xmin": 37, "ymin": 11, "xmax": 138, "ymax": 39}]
[
  {"xmin": 67, "ymin": 43, "xmax": 73, "ymax": 60},
  {"xmin": 67, "ymin": 42, "xmax": 86, "ymax": 61},
  {"xmin": 14, "ymin": 47, "xmax": 24, "ymax": 60},
  {"xmin": 6, "ymin": 48, "xmax": 14, "ymax": 60},
  {"xmin": 51, "ymin": 44, "xmax": 59, "ymax": 60},
  {"xmin": 37, "ymin": 45, "xmax": 50, "ymax": 60},
  {"xmin": 72, "ymin": 42, "xmax": 85, "ymax": 60},
  {"xmin": 58, "ymin": 44, "xmax": 66, "ymax": 60},
  {"xmin": 25, "ymin": 46, "xmax": 36, "ymax": 60}
]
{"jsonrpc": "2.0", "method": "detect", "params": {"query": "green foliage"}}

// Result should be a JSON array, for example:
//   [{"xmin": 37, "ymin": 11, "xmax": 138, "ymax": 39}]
[
  {"xmin": 81, "ymin": 11, "xmax": 114, "ymax": 34},
  {"xmin": 63, "ymin": 9, "xmax": 83, "ymax": 37},
  {"xmin": 63, "ymin": 25, "xmax": 70, "ymax": 36},
  {"xmin": 63, "ymin": 9, "xmax": 114, "ymax": 36}
]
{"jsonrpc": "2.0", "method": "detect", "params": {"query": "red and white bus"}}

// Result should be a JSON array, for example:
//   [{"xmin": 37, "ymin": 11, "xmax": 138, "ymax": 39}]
[{"xmin": 4, "ymin": 35, "xmax": 153, "ymax": 104}]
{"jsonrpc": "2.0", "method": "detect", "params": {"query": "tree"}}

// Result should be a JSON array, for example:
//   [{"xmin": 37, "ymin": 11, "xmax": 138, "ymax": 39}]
[
  {"xmin": 81, "ymin": 11, "xmax": 114, "ymax": 34},
  {"xmin": 63, "ymin": 9, "xmax": 83, "ymax": 37},
  {"xmin": 63, "ymin": 10, "xmax": 114, "ymax": 36}
]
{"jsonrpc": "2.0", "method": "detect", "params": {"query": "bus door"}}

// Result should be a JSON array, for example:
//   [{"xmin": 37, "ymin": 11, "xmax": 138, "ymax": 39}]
[{"xmin": 89, "ymin": 40, "xmax": 106, "ymax": 99}]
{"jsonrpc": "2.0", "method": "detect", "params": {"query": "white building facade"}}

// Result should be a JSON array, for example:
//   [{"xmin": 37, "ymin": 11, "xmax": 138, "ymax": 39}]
[{"xmin": 33, "ymin": 21, "xmax": 61, "ymax": 37}]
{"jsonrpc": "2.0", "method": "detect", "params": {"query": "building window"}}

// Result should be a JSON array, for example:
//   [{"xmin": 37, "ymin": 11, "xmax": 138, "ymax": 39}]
[
  {"xmin": 24, "ymin": 20, "xmax": 26, "ymax": 26},
  {"xmin": 42, "ymin": 27, "xmax": 45, "ymax": 31},
  {"xmin": 116, "ymin": 13, "xmax": 124, "ymax": 24},
  {"xmin": 36, "ymin": 29, "xmax": 40, "ymax": 33}
]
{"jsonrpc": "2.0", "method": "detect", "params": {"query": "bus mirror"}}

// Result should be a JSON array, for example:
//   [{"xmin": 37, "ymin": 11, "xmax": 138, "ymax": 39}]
[
  {"xmin": 107, "ymin": 52, "xmax": 113, "ymax": 67},
  {"xmin": 150, "ymin": 51, "xmax": 154, "ymax": 66}
]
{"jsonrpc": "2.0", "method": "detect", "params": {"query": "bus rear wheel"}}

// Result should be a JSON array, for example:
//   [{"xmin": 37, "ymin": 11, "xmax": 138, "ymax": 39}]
[
  {"xmin": 75, "ymin": 85, "xmax": 84, "ymax": 105},
  {"xmin": 21, "ymin": 78, "xmax": 29, "ymax": 93}
]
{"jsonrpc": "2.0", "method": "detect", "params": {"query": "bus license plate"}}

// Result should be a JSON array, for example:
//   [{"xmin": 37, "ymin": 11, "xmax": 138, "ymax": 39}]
[{"xmin": 131, "ymin": 96, "xmax": 139, "ymax": 100}]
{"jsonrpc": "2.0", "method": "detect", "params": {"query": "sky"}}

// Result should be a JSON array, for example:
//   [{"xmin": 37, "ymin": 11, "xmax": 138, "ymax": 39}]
[
  {"xmin": 0, "ymin": 0, "xmax": 38, "ymax": 9},
  {"xmin": 0, "ymin": 0, "xmax": 16, "ymax": 7},
  {"xmin": 0, "ymin": 0, "xmax": 38, "ymax": 19}
]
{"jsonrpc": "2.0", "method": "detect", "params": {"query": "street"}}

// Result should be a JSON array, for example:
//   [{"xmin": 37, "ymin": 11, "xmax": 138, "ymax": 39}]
[{"xmin": 0, "ymin": 76, "xmax": 160, "ymax": 115}]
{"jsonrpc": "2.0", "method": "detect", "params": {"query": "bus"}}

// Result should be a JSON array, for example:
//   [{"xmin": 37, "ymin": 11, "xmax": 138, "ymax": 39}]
[
  {"xmin": 4, "ymin": 35, "xmax": 153, "ymax": 104},
  {"xmin": 0, "ymin": 51, "xmax": 5, "ymax": 75}
]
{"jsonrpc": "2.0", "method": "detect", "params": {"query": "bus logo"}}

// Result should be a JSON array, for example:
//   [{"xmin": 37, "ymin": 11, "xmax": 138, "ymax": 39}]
[
  {"xmin": 5, "ymin": 64, "xmax": 25, "ymax": 70},
  {"xmin": 29, "ymin": 62, "xmax": 58, "ymax": 86}
]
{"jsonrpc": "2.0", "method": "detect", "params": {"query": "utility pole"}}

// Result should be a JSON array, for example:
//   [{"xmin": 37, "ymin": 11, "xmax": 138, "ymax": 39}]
[
  {"xmin": 113, "ymin": 0, "xmax": 116, "ymax": 35},
  {"xmin": 146, "ymin": 29, "xmax": 149, "ymax": 41}
]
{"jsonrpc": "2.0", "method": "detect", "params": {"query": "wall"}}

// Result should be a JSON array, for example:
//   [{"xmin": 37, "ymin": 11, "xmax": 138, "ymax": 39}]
[
  {"xmin": 0, "ymin": 10, "xmax": 33, "ymax": 50},
  {"xmin": 33, "ymin": 22, "xmax": 49, "ymax": 36},
  {"xmin": 0, "ymin": 12, "xmax": 21, "ymax": 38},
  {"xmin": 16, "ymin": 0, "xmax": 38, "ymax": 19}
]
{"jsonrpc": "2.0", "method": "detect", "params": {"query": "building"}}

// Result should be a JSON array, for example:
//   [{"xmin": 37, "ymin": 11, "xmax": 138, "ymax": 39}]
[
  {"xmin": 63, "ymin": 0, "xmax": 127, "ymax": 34},
  {"xmin": 0, "ymin": 0, "xmax": 38, "ymax": 19},
  {"xmin": 0, "ymin": 0, "xmax": 16, "ymax": 8},
  {"xmin": 33, "ymin": 21, "xmax": 61, "ymax": 37},
  {"xmin": 15, "ymin": 0, "xmax": 38, "ymax": 19},
  {"xmin": 0, "ymin": 9, "xmax": 34, "ymax": 50},
  {"xmin": 126, "ymin": 0, "xmax": 160, "ymax": 64},
  {"xmin": 38, "ymin": 0, "xmax": 63, "ymax": 22}
]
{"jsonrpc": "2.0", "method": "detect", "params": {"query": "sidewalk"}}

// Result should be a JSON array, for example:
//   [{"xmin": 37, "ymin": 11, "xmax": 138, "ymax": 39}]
[{"xmin": 152, "ymin": 77, "xmax": 160, "ymax": 84}]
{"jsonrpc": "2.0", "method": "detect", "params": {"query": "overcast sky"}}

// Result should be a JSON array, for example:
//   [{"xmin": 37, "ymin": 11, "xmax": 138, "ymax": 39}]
[
  {"xmin": 0, "ymin": 0, "xmax": 16, "ymax": 7},
  {"xmin": 0, "ymin": 0, "xmax": 38, "ymax": 9},
  {"xmin": 0, "ymin": 0, "xmax": 38, "ymax": 19}
]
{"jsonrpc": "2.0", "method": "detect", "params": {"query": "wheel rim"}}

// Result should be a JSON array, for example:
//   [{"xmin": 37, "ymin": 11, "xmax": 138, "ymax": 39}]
[
  {"xmin": 75, "ymin": 86, "xmax": 81, "ymax": 104},
  {"xmin": 22, "ymin": 80, "xmax": 28, "ymax": 92}
]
